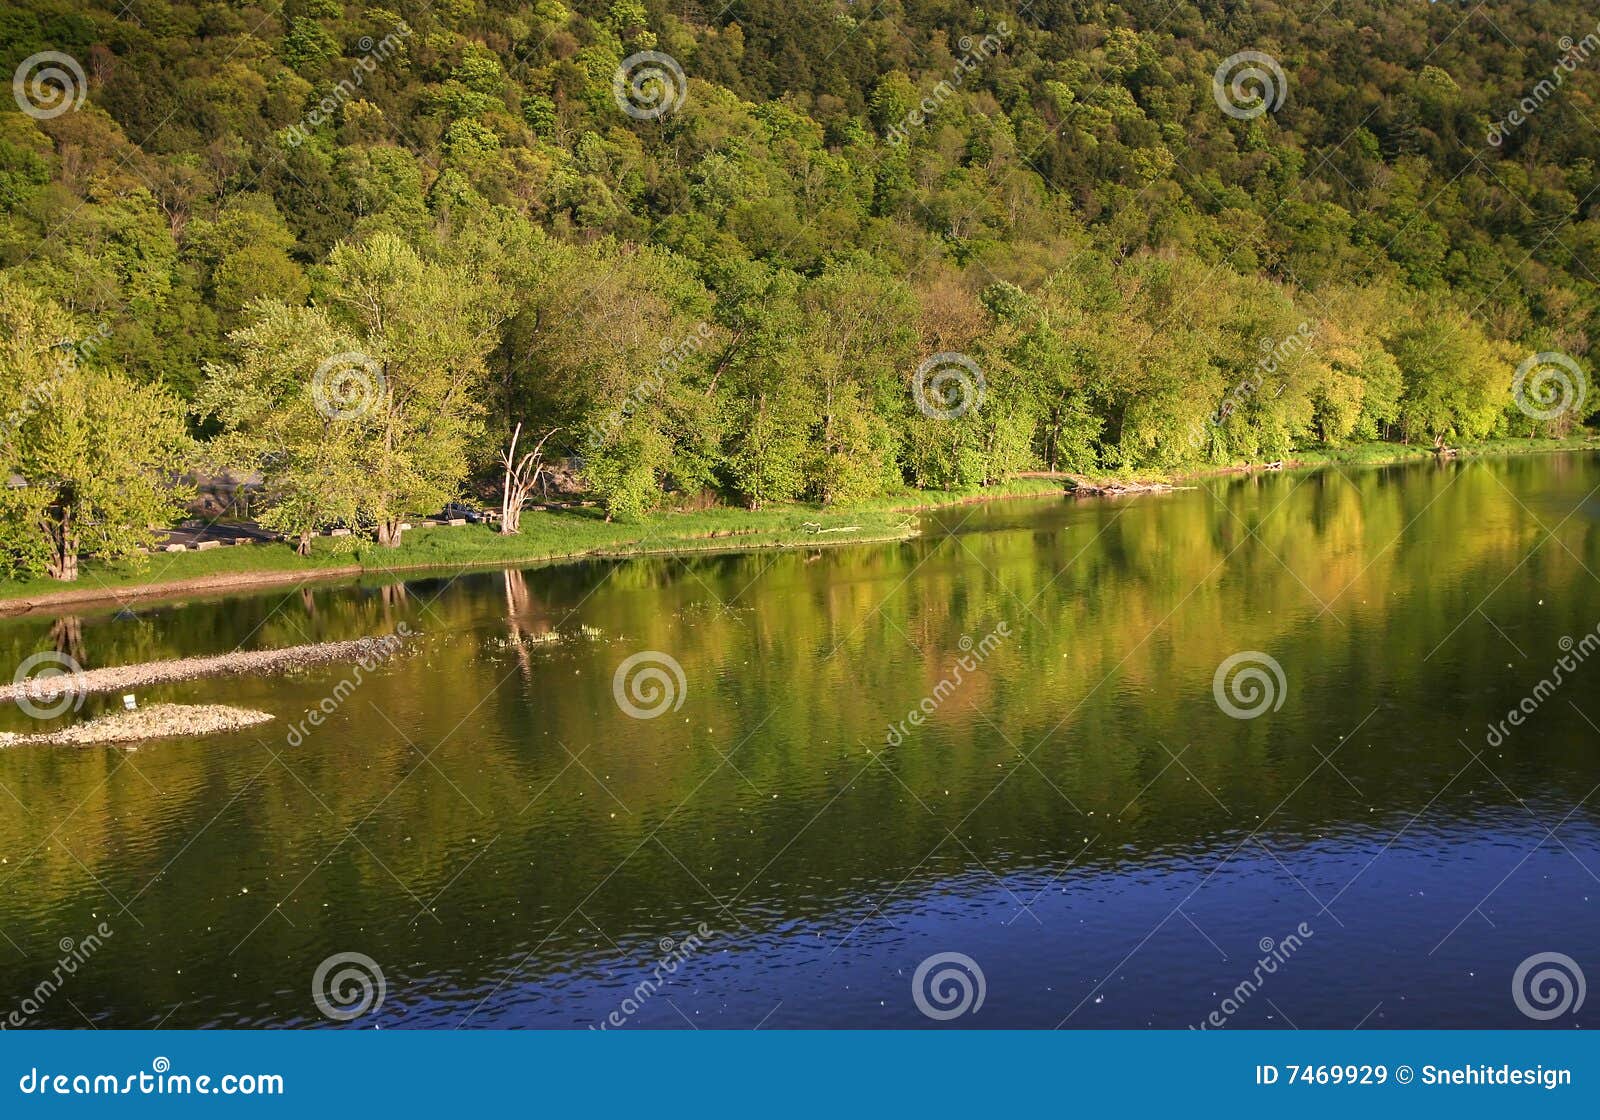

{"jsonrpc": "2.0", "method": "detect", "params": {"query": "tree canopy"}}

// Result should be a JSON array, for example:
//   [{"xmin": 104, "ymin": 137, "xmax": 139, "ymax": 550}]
[{"xmin": 1, "ymin": 0, "xmax": 1596, "ymax": 571}]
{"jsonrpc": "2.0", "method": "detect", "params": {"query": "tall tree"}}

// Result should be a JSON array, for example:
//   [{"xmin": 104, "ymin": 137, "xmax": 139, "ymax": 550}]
[
  {"xmin": 204, "ymin": 233, "xmax": 509, "ymax": 546},
  {"xmin": 0, "ymin": 280, "xmax": 190, "ymax": 580}
]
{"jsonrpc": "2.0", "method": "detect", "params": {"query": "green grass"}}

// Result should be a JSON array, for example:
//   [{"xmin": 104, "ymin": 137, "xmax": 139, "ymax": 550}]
[
  {"xmin": 359, "ymin": 504, "xmax": 925, "ymax": 570},
  {"xmin": 857, "ymin": 476, "xmax": 1070, "ymax": 511},
  {"xmin": 0, "ymin": 502, "xmax": 929, "ymax": 607},
  {"xmin": 1086, "ymin": 434, "xmax": 1598, "ymax": 485},
  {"xmin": 0, "ymin": 540, "xmax": 360, "ymax": 604},
  {"xmin": 2, "ymin": 435, "xmax": 1592, "ymax": 608},
  {"xmin": 1281, "ymin": 434, "xmax": 1597, "ymax": 468}
]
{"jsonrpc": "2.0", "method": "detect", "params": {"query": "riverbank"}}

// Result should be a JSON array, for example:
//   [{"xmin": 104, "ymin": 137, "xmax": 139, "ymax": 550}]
[
  {"xmin": 0, "ymin": 436, "xmax": 1592, "ymax": 616},
  {"xmin": 0, "ymin": 502, "xmax": 940, "ymax": 616}
]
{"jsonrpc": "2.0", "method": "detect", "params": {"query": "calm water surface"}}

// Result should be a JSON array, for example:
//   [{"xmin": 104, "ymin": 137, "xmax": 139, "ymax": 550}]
[{"xmin": 2, "ymin": 454, "xmax": 1598, "ymax": 1028}]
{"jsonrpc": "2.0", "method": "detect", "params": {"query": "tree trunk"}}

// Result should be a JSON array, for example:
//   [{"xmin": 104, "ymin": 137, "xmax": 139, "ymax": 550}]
[
  {"xmin": 50, "ymin": 614, "xmax": 85, "ymax": 665},
  {"xmin": 296, "ymin": 530, "xmax": 314, "ymax": 557},
  {"xmin": 46, "ymin": 505, "xmax": 77, "ymax": 581},
  {"xmin": 501, "ymin": 422, "xmax": 522, "ymax": 535},
  {"xmin": 48, "ymin": 551, "xmax": 78, "ymax": 582},
  {"xmin": 376, "ymin": 519, "xmax": 404, "ymax": 548},
  {"xmin": 500, "ymin": 423, "xmax": 559, "ymax": 536}
]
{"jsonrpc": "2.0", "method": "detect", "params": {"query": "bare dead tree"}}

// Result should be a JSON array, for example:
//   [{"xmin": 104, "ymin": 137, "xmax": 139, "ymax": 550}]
[{"xmin": 500, "ymin": 423, "xmax": 560, "ymax": 535}]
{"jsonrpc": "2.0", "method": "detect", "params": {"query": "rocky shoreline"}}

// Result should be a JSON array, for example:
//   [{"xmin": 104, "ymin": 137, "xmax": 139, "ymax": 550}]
[
  {"xmin": 0, "ymin": 703, "xmax": 274, "ymax": 747},
  {"xmin": 0, "ymin": 636, "xmax": 409, "ymax": 707}
]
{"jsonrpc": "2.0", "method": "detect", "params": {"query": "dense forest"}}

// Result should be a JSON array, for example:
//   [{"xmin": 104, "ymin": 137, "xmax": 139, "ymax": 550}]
[{"xmin": 2, "ymin": 0, "xmax": 1598, "ymax": 576}]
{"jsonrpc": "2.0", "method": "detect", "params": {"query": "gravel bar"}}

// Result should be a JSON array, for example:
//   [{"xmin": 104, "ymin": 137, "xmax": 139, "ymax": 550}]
[
  {"xmin": 0, "ymin": 636, "xmax": 406, "ymax": 707},
  {"xmin": 0, "ymin": 703, "xmax": 274, "ymax": 747}
]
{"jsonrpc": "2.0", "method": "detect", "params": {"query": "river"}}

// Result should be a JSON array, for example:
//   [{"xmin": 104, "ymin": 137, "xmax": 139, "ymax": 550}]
[{"xmin": 1, "ymin": 452, "xmax": 1597, "ymax": 1028}]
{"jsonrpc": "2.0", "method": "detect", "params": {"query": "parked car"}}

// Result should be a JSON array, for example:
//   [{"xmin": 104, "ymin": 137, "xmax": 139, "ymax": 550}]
[{"xmin": 438, "ymin": 501, "xmax": 487, "ymax": 524}]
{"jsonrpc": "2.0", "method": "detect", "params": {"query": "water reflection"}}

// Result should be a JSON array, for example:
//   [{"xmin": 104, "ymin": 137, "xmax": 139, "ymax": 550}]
[{"xmin": 0, "ymin": 454, "xmax": 1597, "ymax": 1027}]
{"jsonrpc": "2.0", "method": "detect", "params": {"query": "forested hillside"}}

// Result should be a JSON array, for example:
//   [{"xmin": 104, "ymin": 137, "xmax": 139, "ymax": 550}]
[{"xmin": 2, "ymin": 1, "xmax": 1598, "ymax": 569}]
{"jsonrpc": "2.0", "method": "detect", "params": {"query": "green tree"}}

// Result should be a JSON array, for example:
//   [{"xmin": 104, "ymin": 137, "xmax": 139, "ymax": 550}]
[
  {"xmin": 0, "ymin": 280, "xmax": 189, "ymax": 580},
  {"xmin": 709, "ymin": 262, "xmax": 811, "ymax": 509},
  {"xmin": 205, "ymin": 233, "xmax": 508, "ymax": 546},
  {"xmin": 198, "ymin": 302, "xmax": 367, "ymax": 554},
  {"xmin": 799, "ymin": 262, "xmax": 916, "ymax": 503},
  {"xmin": 184, "ymin": 194, "xmax": 309, "ymax": 327},
  {"xmin": 1390, "ymin": 305, "xmax": 1507, "ymax": 445}
]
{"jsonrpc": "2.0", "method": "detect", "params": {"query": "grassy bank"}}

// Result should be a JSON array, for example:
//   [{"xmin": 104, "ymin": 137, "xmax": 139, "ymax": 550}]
[
  {"xmin": 1, "ymin": 438, "xmax": 1592, "ymax": 614},
  {"xmin": 1280, "ymin": 434, "xmax": 1598, "ymax": 469},
  {"xmin": 1063, "ymin": 434, "xmax": 1600, "ymax": 487},
  {"xmin": 0, "ymin": 502, "xmax": 937, "ymax": 613}
]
